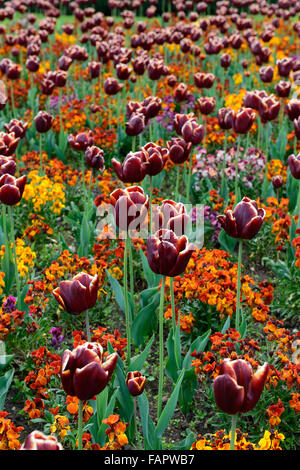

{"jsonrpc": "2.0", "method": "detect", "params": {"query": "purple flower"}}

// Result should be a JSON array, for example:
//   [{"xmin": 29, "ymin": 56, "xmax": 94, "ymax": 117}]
[
  {"xmin": 3, "ymin": 296, "xmax": 16, "ymax": 312},
  {"xmin": 49, "ymin": 327, "xmax": 64, "ymax": 350}
]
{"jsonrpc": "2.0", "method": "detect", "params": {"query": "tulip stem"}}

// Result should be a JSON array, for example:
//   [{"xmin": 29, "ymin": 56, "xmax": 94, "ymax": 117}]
[
  {"xmin": 8, "ymin": 206, "xmax": 21, "ymax": 311},
  {"xmin": 124, "ymin": 234, "xmax": 131, "ymax": 365},
  {"xmin": 220, "ymin": 130, "xmax": 228, "ymax": 198},
  {"xmin": 2, "ymin": 205, "xmax": 9, "ymax": 277},
  {"xmin": 10, "ymin": 82, "xmax": 15, "ymax": 119},
  {"xmin": 157, "ymin": 275, "xmax": 166, "ymax": 420},
  {"xmin": 234, "ymin": 135, "xmax": 241, "ymax": 205},
  {"xmin": 170, "ymin": 277, "xmax": 181, "ymax": 369},
  {"xmin": 85, "ymin": 311, "xmax": 91, "ymax": 342},
  {"xmin": 39, "ymin": 134, "xmax": 44, "ymax": 176},
  {"xmin": 230, "ymin": 414, "xmax": 238, "ymax": 450},
  {"xmin": 149, "ymin": 176, "xmax": 153, "ymax": 233},
  {"xmin": 235, "ymin": 240, "xmax": 243, "ymax": 332},
  {"xmin": 174, "ymin": 165, "xmax": 180, "ymax": 200},
  {"xmin": 128, "ymin": 238, "xmax": 134, "ymax": 304},
  {"xmin": 186, "ymin": 151, "xmax": 193, "ymax": 204},
  {"xmin": 295, "ymin": 180, "xmax": 300, "ymax": 220},
  {"xmin": 77, "ymin": 399, "xmax": 83, "ymax": 451}
]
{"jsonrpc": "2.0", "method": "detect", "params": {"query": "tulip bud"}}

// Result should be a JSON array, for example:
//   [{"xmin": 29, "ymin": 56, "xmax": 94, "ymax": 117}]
[
  {"xmin": 55, "ymin": 70, "xmax": 67, "ymax": 88},
  {"xmin": 85, "ymin": 146, "xmax": 104, "ymax": 171},
  {"xmin": 218, "ymin": 107, "xmax": 234, "ymax": 130},
  {"xmin": 88, "ymin": 61, "xmax": 101, "ymax": 79},
  {"xmin": 275, "ymin": 80, "xmax": 291, "ymax": 98},
  {"xmin": 196, "ymin": 96, "xmax": 216, "ymax": 115},
  {"xmin": 286, "ymin": 99, "xmax": 300, "ymax": 121},
  {"xmin": 218, "ymin": 196, "xmax": 265, "ymax": 239},
  {"xmin": 220, "ymin": 53, "xmax": 231, "ymax": 68},
  {"xmin": 60, "ymin": 342, "xmax": 118, "ymax": 401},
  {"xmin": 126, "ymin": 371, "xmax": 146, "ymax": 397},
  {"xmin": 25, "ymin": 55, "xmax": 40, "ymax": 72},
  {"xmin": 259, "ymin": 65, "xmax": 274, "ymax": 83},
  {"xmin": 34, "ymin": 111, "xmax": 54, "ymax": 133},
  {"xmin": 272, "ymin": 175, "xmax": 283, "ymax": 189},
  {"xmin": 21, "ymin": 431, "xmax": 63, "ymax": 450},
  {"xmin": 0, "ymin": 173, "xmax": 26, "ymax": 205},
  {"xmin": 104, "ymin": 77, "xmax": 123, "ymax": 95},
  {"xmin": 213, "ymin": 359, "xmax": 269, "ymax": 414},
  {"xmin": 288, "ymin": 153, "xmax": 300, "ymax": 179},
  {"xmin": 174, "ymin": 82, "xmax": 190, "ymax": 103},
  {"xmin": 125, "ymin": 113, "xmax": 145, "ymax": 136},
  {"xmin": 277, "ymin": 57, "xmax": 293, "ymax": 77},
  {"xmin": 53, "ymin": 273, "xmax": 99, "ymax": 315},
  {"xmin": 110, "ymin": 185, "xmax": 149, "ymax": 232},
  {"xmin": 68, "ymin": 131, "xmax": 94, "ymax": 151},
  {"xmin": 58, "ymin": 55, "xmax": 73, "ymax": 71},
  {"xmin": 142, "ymin": 96, "xmax": 162, "ymax": 120},
  {"xmin": 146, "ymin": 229, "xmax": 195, "ymax": 277}
]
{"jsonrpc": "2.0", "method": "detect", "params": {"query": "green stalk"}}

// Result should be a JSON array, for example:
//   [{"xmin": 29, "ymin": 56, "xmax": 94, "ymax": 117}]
[
  {"xmin": 85, "ymin": 310, "xmax": 91, "ymax": 342},
  {"xmin": 39, "ymin": 135, "xmax": 44, "ymax": 176},
  {"xmin": 235, "ymin": 240, "xmax": 243, "ymax": 332},
  {"xmin": 9, "ymin": 206, "xmax": 21, "ymax": 310},
  {"xmin": 220, "ymin": 130, "xmax": 228, "ymax": 197},
  {"xmin": 174, "ymin": 165, "xmax": 180, "ymax": 201},
  {"xmin": 124, "ymin": 234, "xmax": 131, "ymax": 365},
  {"xmin": 157, "ymin": 275, "xmax": 166, "ymax": 420},
  {"xmin": 128, "ymin": 237, "xmax": 134, "ymax": 303},
  {"xmin": 77, "ymin": 399, "xmax": 83, "ymax": 450},
  {"xmin": 234, "ymin": 135, "xmax": 241, "ymax": 205},
  {"xmin": 170, "ymin": 277, "xmax": 180, "ymax": 369},
  {"xmin": 149, "ymin": 175, "xmax": 153, "ymax": 233},
  {"xmin": 10, "ymin": 82, "xmax": 15, "ymax": 119},
  {"xmin": 230, "ymin": 414, "xmax": 238, "ymax": 450},
  {"xmin": 295, "ymin": 180, "xmax": 300, "ymax": 219},
  {"xmin": 186, "ymin": 151, "xmax": 193, "ymax": 204},
  {"xmin": 2, "ymin": 205, "xmax": 9, "ymax": 276}
]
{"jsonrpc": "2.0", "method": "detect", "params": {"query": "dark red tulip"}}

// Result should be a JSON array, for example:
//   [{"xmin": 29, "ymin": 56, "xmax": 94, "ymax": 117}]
[
  {"xmin": 294, "ymin": 116, "xmax": 300, "ymax": 139},
  {"xmin": 288, "ymin": 153, "xmax": 300, "ymax": 179},
  {"xmin": 259, "ymin": 65, "xmax": 274, "ymax": 83},
  {"xmin": 0, "ymin": 132, "xmax": 20, "ymax": 156},
  {"xmin": 20, "ymin": 431, "xmax": 63, "ymax": 450},
  {"xmin": 25, "ymin": 55, "xmax": 40, "ymax": 72},
  {"xmin": 116, "ymin": 63, "xmax": 131, "ymax": 81},
  {"xmin": 112, "ymin": 150, "xmax": 148, "ymax": 183},
  {"xmin": 104, "ymin": 77, "xmax": 123, "ymax": 95},
  {"xmin": 53, "ymin": 272, "xmax": 99, "ymax": 315},
  {"xmin": 258, "ymin": 95, "xmax": 280, "ymax": 123},
  {"xmin": 196, "ymin": 97, "xmax": 216, "ymax": 116},
  {"xmin": 154, "ymin": 200, "xmax": 189, "ymax": 236},
  {"xmin": 181, "ymin": 120, "xmax": 204, "ymax": 145},
  {"xmin": 6, "ymin": 63, "xmax": 21, "ymax": 80},
  {"xmin": 88, "ymin": 61, "xmax": 101, "ymax": 79},
  {"xmin": 272, "ymin": 175, "xmax": 284, "ymax": 189},
  {"xmin": 194, "ymin": 72, "xmax": 215, "ymax": 89},
  {"xmin": 286, "ymin": 99, "xmax": 300, "ymax": 121},
  {"xmin": 0, "ymin": 173, "xmax": 26, "ymax": 205},
  {"xmin": 232, "ymin": 108, "xmax": 256, "ymax": 134},
  {"xmin": 60, "ymin": 342, "xmax": 118, "ymax": 401},
  {"xmin": 0, "ymin": 156, "xmax": 16, "ymax": 176},
  {"xmin": 142, "ymin": 96, "xmax": 162, "ymax": 120},
  {"xmin": 218, "ymin": 196, "xmax": 265, "ymax": 240},
  {"xmin": 147, "ymin": 58, "xmax": 164, "ymax": 81},
  {"xmin": 125, "ymin": 113, "xmax": 145, "ymax": 136},
  {"xmin": 126, "ymin": 371, "xmax": 146, "ymax": 397},
  {"xmin": 110, "ymin": 185, "xmax": 149, "ymax": 231},
  {"xmin": 55, "ymin": 70, "xmax": 67, "ymax": 88},
  {"xmin": 41, "ymin": 77, "xmax": 55, "ymax": 96},
  {"xmin": 34, "ymin": 111, "xmax": 53, "ymax": 133},
  {"xmin": 243, "ymin": 90, "xmax": 268, "ymax": 111},
  {"xmin": 167, "ymin": 137, "xmax": 192, "ymax": 164},
  {"xmin": 142, "ymin": 142, "xmax": 168, "ymax": 176},
  {"xmin": 220, "ymin": 53, "xmax": 231, "ymax": 68},
  {"xmin": 277, "ymin": 57, "xmax": 294, "ymax": 77},
  {"xmin": 58, "ymin": 55, "xmax": 73, "ymax": 71},
  {"xmin": 174, "ymin": 83, "xmax": 190, "ymax": 103},
  {"xmin": 68, "ymin": 131, "xmax": 94, "ymax": 151},
  {"xmin": 173, "ymin": 113, "xmax": 196, "ymax": 136},
  {"xmin": 213, "ymin": 359, "xmax": 269, "ymax": 414},
  {"xmin": 275, "ymin": 80, "xmax": 291, "ymax": 98},
  {"xmin": 85, "ymin": 146, "xmax": 104, "ymax": 171},
  {"xmin": 218, "ymin": 107, "xmax": 234, "ymax": 130},
  {"xmin": 5, "ymin": 119, "xmax": 28, "ymax": 139}
]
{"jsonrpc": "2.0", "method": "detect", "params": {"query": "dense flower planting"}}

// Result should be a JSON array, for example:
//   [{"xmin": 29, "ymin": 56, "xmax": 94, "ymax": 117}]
[{"xmin": 0, "ymin": 0, "xmax": 299, "ymax": 454}]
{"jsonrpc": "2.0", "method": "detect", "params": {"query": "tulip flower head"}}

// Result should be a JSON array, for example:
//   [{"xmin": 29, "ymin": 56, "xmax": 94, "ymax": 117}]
[
  {"xmin": 0, "ymin": 173, "xmax": 26, "ymax": 205},
  {"xmin": 288, "ymin": 153, "xmax": 300, "ymax": 179},
  {"xmin": 60, "ymin": 342, "xmax": 118, "ymax": 401},
  {"xmin": 53, "ymin": 272, "xmax": 99, "ymax": 315},
  {"xmin": 167, "ymin": 137, "xmax": 192, "ymax": 164},
  {"xmin": 110, "ymin": 185, "xmax": 149, "ymax": 232},
  {"xmin": 147, "ymin": 229, "xmax": 195, "ymax": 277},
  {"xmin": 126, "ymin": 371, "xmax": 146, "ymax": 397},
  {"xmin": 213, "ymin": 359, "xmax": 269, "ymax": 415},
  {"xmin": 218, "ymin": 197, "xmax": 265, "ymax": 240},
  {"xmin": 154, "ymin": 199, "xmax": 190, "ymax": 236}
]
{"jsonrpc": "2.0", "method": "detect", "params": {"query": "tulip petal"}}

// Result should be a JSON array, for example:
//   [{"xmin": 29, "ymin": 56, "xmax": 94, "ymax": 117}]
[
  {"xmin": 213, "ymin": 374, "xmax": 245, "ymax": 415},
  {"xmin": 241, "ymin": 363, "xmax": 269, "ymax": 413},
  {"xmin": 73, "ymin": 363, "xmax": 109, "ymax": 400}
]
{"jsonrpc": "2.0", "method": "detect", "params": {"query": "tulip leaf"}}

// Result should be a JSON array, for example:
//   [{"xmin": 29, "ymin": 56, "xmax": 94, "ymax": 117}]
[
  {"xmin": 218, "ymin": 229, "xmax": 237, "ymax": 254},
  {"xmin": 114, "ymin": 357, "xmax": 134, "ymax": 423},
  {"xmin": 0, "ymin": 368, "xmax": 14, "ymax": 410},
  {"xmin": 139, "ymin": 286, "xmax": 159, "ymax": 307},
  {"xmin": 182, "ymin": 329, "xmax": 211, "ymax": 370},
  {"xmin": 155, "ymin": 369, "xmax": 185, "ymax": 440},
  {"xmin": 179, "ymin": 369, "xmax": 199, "ymax": 415},
  {"xmin": 131, "ymin": 292, "xmax": 160, "ymax": 346},
  {"xmin": 0, "ymin": 355, "xmax": 14, "ymax": 372},
  {"xmin": 221, "ymin": 315, "xmax": 231, "ymax": 334},
  {"xmin": 127, "ymin": 334, "xmax": 154, "ymax": 373},
  {"xmin": 106, "ymin": 269, "xmax": 134, "ymax": 319},
  {"xmin": 165, "ymin": 331, "xmax": 178, "ymax": 382},
  {"xmin": 137, "ymin": 393, "xmax": 158, "ymax": 450},
  {"xmin": 139, "ymin": 249, "xmax": 161, "ymax": 288},
  {"xmin": 173, "ymin": 429, "xmax": 196, "ymax": 450}
]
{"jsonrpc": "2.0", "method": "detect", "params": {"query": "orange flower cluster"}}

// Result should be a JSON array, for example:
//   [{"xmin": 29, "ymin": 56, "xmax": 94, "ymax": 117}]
[
  {"xmin": 0, "ymin": 411, "xmax": 23, "ymax": 450},
  {"xmin": 266, "ymin": 399, "xmax": 285, "ymax": 428},
  {"xmin": 0, "ymin": 307, "xmax": 24, "ymax": 341},
  {"xmin": 267, "ymin": 159, "xmax": 287, "ymax": 183},
  {"xmin": 191, "ymin": 429, "xmax": 259, "ymax": 450},
  {"xmin": 164, "ymin": 305, "xmax": 195, "ymax": 334},
  {"xmin": 72, "ymin": 327, "xmax": 127, "ymax": 360},
  {"xmin": 66, "ymin": 396, "xmax": 93, "ymax": 423},
  {"xmin": 293, "ymin": 230, "xmax": 300, "ymax": 267},
  {"xmin": 173, "ymin": 248, "xmax": 272, "ymax": 322},
  {"xmin": 102, "ymin": 414, "xmax": 128, "ymax": 450},
  {"xmin": 23, "ymin": 214, "xmax": 53, "ymax": 241}
]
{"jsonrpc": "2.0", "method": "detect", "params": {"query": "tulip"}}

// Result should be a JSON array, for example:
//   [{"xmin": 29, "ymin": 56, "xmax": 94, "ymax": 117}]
[
  {"xmin": 112, "ymin": 150, "xmax": 148, "ymax": 183},
  {"xmin": 218, "ymin": 107, "xmax": 234, "ymax": 130},
  {"xmin": 0, "ymin": 174, "xmax": 26, "ymax": 206},
  {"xmin": 25, "ymin": 55, "xmax": 40, "ymax": 72},
  {"xmin": 53, "ymin": 272, "xmax": 99, "ymax": 316},
  {"xmin": 61, "ymin": 342, "xmax": 118, "ymax": 450},
  {"xmin": 21, "ymin": 431, "xmax": 63, "ymax": 450},
  {"xmin": 194, "ymin": 72, "xmax": 215, "ymax": 89},
  {"xmin": 110, "ymin": 185, "xmax": 149, "ymax": 232},
  {"xmin": 232, "ymin": 108, "xmax": 255, "ymax": 134},
  {"xmin": 85, "ymin": 146, "xmax": 104, "ymax": 171},
  {"xmin": 181, "ymin": 120, "xmax": 204, "ymax": 145},
  {"xmin": 4, "ymin": 119, "xmax": 28, "ymax": 139},
  {"xmin": 220, "ymin": 53, "xmax": 231, "ymax": 68},
  {"xmin": 286, "ymin": 99, "xmax": 300, "ymax": 121},
  {"xmin": 142, "ymin": 96, "xmax": 162, "ymax": 120},
  {"xmin": 0, "ymin": 156, "xmax": 16, "ymax": 176},
  {"xmin": 126, "ymin": 371, "xmax": 146, "ymax": 397},
  {"xmin": 258, "ymin": 95, "xmax": 280, "ymax": 123},
  {"xmin": 154, "ymin": 200, "xmax": 189, "ymax": 237},
  {"xmin": 174, "ymin": 82, "xmax": 190, "ymax": 103},
  {"xmin": 125, "ymin": 113, "xmax": 145, "ymax": 137},
  {"xmin": 142, "ymin": 142, "xmax": 168, "ymax": 177},
  {"xmin": 272, "ymin": 175, "xmax": 283, "ymax": 189},
  {"xmin": 259, "ymin": 65, "xmax": 274, "ymax": 83},
  {"xmin": 196, "ymin": 97, "xmax": 216, "ymax": 116},
  {"xmin": 104, "ymin": 77, "xmax": 123, "ymax": 95},
  {"xmin": 275, "ymin": 80, "xmax": 291, "ymax": 98},
  {"xmin": 294, "ymin": 116, "xmax": 300, "ymax": 140},
  {"xmin": 277, "ymin": 57, "xmax": 294, "ymax": 77},
  {"xmin": 288, "ymin": 154, "xmax": 300, "ymax": 216},
  {"xmin": 218, "ymin": 197, "xmax": 265, "ymax": 240},
  {"xmin": 55, "ymin": 70, "xmax": 67, "ymax": 88},
  {"xmin": 68, "ymin": 131, "xmax": 94, "ymax": 151},
  {"xmin": 214, "ymin": 359, "xmax": 269, "ymax": 450},
  {"xmin": 34, "ymin": 111, "xmax": 53, "ymax": 133},
  {"xmin": 88, "ymin": 61, "xmax": 101, "ymax": 79},
  {"xmin": 0, "ymin": 132, "xmax": 20, "ymax": 156},
  {"xmin": 167, "ymin": 137, "xmax": 192, "ymax": 164}
]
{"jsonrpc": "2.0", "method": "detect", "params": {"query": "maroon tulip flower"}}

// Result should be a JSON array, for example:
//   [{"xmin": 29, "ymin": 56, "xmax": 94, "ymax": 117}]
[
  {"xmin": 126, "ymin": 371, "xmax": 146, "ymax": 397},
  {"xmin": 147, "ymin": 58, "xmax": 164, "ymax": 81},
  {"xmin": 288, "ymin": 153, "xmax": 300, "ymax": 179},
  {"xmin": 104, "ymin": 77, "xmax": 123, "ymax": 95},
  {"xmin": 154, "ymin": 200, "xmax": 189, "ymax": 236},
  {"xmin": 142, "ymin": 96, "xmax": 162, "ymax": 120},
  {"xmin": 194, "ymin": 72, "xmax": 215, "ymax": 89},
  {"xmin": 218, "ymin": 107, "xmax": 234, "ymax": 130},
  {"xmin": 68, "ymin": 131, "xmax": 94, "ymax": 151},
  {"xmin": 272, "ymin": 175, "xmax": 284, "ymax": 189},
  {"xmin": 25, "ymin": 55, "xmax": 40, "ymax": 72},
  {"xmin": 0, "ymin": 132, "xmax": 20, "ymax": 156},
  {"xmin": 258, "ymin": 95, "xmax": 280, "ymax": 123},
  {"xmin": 286, "ymin": 99, "xmax": 300, "ymax": 121},
  {"xmin": 277, "ymin": 57, "xmax": 294, "ymax": 77},
  {"xmin": 4, "ymin": 119, "xmax": 28, "ymax": 139},
  {"xmin": 0, "ymin": 156, "xmax": 16, "ymax": 176},
  {"xmin": 21, "ymin": 431, "xmax": 63, "ymax": 450},
  {"xmin": 174, "ymin": 82, "xmax": 190, "ymax": 103},
  {"xmin": 142, "ymin": 142, "xmax": 168, "ymax": 176},
  {"xmin": 218, "ymin": 196, "xmax": 265, "ymax": 240},
  {"xmin": 125, "ymin": 113, "xmax": 145, "ymax": 136},
  {"xmin": 53, "ymin": 272, "xmax": 99, "ymax": 315},
  {"xmin": 220, "ymin": 53, "xmax": 231, "ymax": 68},
  {"xmin": 243, "ymin": 90, "xmax": 268, "ymax": 111},
  {"xmin": 196, "ymin": 96, "xmax": 216, "ymax": 116},
  {"xmin": 275, "ymin": 80, "xmax": 291, "ymax": 98},
  {"xmin": 58, "ymin": 55, "xmax": 73, "ymax": 71},
  {"xmin": 0, "ymin": 173, "xmax": 26, "ymax": 205},
  {"xmin": 181, "ymin": 119, "xmax": 205, "ymax": 145},
  {"xmin": 173, "ymin": 113, "xmax": 196, "ymax": 136},
  {"xmin": 167, "ymin": 137, "xmax": 192, "ymax": 164},
  {"xmin": 60, "ymin": 342, "xmax": 118, "ymax": 401},
  {"xmin": 112, "ymin": 150, "xmax": 148, "ymax": 183},
  {"xmin": 110, "ymin": 185, "xmax": 149, "ymax": 232},
  {"xmin": 88, "ymin": 61, "xmax": 101, "ymax": 80},
  {"xmin": 259, "ymin": 65, "xmax": 274, "ymax": 83},
  {"xmin": 85, "ymin": 146, "xmax": 104, "ymax": 171},
  {"xmin": 34, "ymin": 111, "xmax": 53, "ymax": 133},
  {"xmin": 146, "ymin": 229, "xmax": 195, "ymax": 277},
  {"xmin": 213, "ymin": 359, "xmax": 269, "ymax": 414},
  {"xmin": 294, "ymin": 116, "xmax": 300, "ymax": 139},
  {"xmin": 232, "ymin": 108, "xmax": 256, "ymax": 134}
]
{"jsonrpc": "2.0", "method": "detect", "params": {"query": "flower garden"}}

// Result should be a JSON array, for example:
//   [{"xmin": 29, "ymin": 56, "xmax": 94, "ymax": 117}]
[{"xmin": 0, "ymin": 0, "xmax": 299, "ymax": 453}]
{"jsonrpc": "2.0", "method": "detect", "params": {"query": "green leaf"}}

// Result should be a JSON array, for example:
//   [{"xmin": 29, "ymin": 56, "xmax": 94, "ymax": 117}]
[
  {"xmin": 127, "ymin": 335, "xmax": 154, "ymax": 373},
  {"xmin": 155, "ymin": 369, "xmax": 185, "ymax": 440},
  {"xmin": 221, "ymin": 315, "xmax": 231, "ymax": 334},
  {"xmin": 0, "ymin": 369, "xmax": 14, "ymax": 410},
  {"xmin": 218, "ymin": 229, "xmax": 237, "ymax": 254},
  {"xmin": 137, "ymin": 393, "xmax": 158, "ymax": 450},
  {"xmin": 106, "ymin": 269, "xmax": 134, "ymax": 319},
  {"xmin": 139, "ymin": 249, "xmax": 160, "ymax": 288},
  {"xmin": 182, "ymin": 329, "xmax": 211, "ymax": 370},
  {"xmin": 0, "ymin": 355, "xmax": 14, "ymax": 372},
  {"xmin": 131, "ymin": 293, "xmax": 160, "ymax": 346}
]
